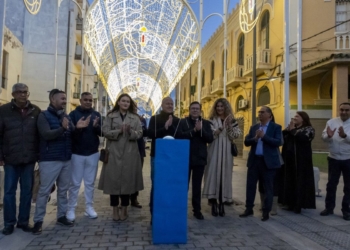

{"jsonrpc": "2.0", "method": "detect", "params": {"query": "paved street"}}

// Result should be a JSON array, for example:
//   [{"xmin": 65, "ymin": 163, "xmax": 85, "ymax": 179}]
[{"xmin": 0, "ymin": 151, "xmax": 350, "ymax": 250}]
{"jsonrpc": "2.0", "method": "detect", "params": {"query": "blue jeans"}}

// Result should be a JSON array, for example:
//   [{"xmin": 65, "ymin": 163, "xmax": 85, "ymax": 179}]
[
  {"xmin": 3, "ymin": 163, "xmax": 35, "ymax": 227},
  {"xmin": 149, "ymin": 157, "xmax": 155, "ymax": 214}
]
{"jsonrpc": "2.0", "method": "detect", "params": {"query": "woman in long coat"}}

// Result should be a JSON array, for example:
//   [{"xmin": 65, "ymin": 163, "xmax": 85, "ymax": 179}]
[
  {"xmin": 203, "ymin": 98, "xmax": 241, "ymax": 217},
  {"xmin": 279, "ymin": 111, "xmax": 316, "ymax": 213},
  {"xmin": 98, "ymin": 93, "xmax": 144, "ymax": 221}
]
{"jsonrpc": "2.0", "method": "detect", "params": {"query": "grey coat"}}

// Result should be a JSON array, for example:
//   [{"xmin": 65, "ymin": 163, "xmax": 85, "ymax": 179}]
[{"xmin": 98, "ymin": 111, "xmax": 144, "ymax": 195}]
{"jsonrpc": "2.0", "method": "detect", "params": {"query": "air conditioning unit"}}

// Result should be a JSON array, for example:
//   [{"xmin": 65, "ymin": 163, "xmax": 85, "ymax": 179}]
[
  {"xmin": 73, "ymin": 92, "xmax": 80, "ymax": 99},
  {"xmin": 238, "ymin": 99, "xmax": 248, "ymax": 109}
]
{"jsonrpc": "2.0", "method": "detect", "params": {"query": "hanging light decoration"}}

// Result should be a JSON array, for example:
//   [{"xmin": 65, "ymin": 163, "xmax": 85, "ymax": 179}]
[{"xmin": 139, "ymin": 26, "xmax": 148, "ymax": 47}]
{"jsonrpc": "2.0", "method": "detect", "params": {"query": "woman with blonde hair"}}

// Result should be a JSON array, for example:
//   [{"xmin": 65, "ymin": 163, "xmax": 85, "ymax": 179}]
[
  {"xmin": 203, "ymin": 98, "xmax": 241, "ymax": 217},
  {"xmin": 98, "ymin": 93, "xmax": 144, "ymax": 221}
]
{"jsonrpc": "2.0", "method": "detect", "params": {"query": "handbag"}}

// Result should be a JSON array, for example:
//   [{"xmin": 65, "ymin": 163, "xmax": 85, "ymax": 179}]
[
  {"xmin": 231, "ymin": 142, "xmax": 238, "ymax": 157},
  {"xmin": 99, "ymin": 148, "xmax": 109, "ymax": 163},
  {"xmin": 99, "ymin": 117, "xmax": 112, "ymax": 163}
]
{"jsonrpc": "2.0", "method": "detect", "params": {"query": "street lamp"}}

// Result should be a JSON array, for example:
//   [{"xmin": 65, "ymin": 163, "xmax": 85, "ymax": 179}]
[{"xmin": 188, "ymin": 0, "xmax": 230, "ymax": 101}]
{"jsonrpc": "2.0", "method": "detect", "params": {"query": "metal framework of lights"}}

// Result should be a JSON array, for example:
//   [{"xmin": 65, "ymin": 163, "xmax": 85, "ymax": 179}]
[
  {"xmin": 23, "ymin": 0, "xmax": 42, "ymax": 15},
  {"xmin": 84, "ymin": 0, "xmax": 199, "ymax": 113},
  {"xmin": 239, "ymin": 0, "xmax": 264, "ymax": 34}
]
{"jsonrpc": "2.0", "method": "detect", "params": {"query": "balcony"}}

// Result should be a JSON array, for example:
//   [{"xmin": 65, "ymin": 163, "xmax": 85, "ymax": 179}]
[
  {"xmin": 211, "ymin": 77, "xmax": 223, "ymax": 95},
  {"xmin": 336, "ymin": 34, "xmax": 350, "ymax": 50},
  {"xmin": 201, "ymin": 85, "xmax": 212, "ymax": 101},
  {"xmin": 244, "ymin": 48, "xmax": 272, "ymax": 76},
  {"xmin": 227, "ymin": 65, "xmax": 248, "ymax": 88},
  {"xmin": 182, "ymin": 98, "xmax": 190, "ymax": 111}
]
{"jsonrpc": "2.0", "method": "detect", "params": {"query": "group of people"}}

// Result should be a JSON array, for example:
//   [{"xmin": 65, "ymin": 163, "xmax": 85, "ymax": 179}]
[{"xmin": 1, "ymin": 83, "xmax": 350, "ymax": 237}]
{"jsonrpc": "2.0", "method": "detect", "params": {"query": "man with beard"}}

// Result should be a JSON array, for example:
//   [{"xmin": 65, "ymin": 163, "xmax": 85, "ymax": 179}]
[
  {"xmin": 32, "ymin": 89, "xmax": 89, "ymax": 234},
  {"xmin": 66, "ymin": 92, "xmax": 102, "ymax": 222}
]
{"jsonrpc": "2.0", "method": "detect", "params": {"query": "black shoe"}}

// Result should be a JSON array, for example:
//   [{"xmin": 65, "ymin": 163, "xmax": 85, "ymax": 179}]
[
  {"xmin": 32, "ymin": 222, "xmax": 42, "ymax": 235},
  {"xmin": 2, "ymin": 225, "xmax": 14, "ymax": 235},
  {"xmin": 224, "ymin": 201, "xmax": 233, "ymax": 206},
  {"xmin": 261, "ymin": 212, "xmax": 269, "ymax": 221},
  {"xmin": 218, "ymin": 203, "xmax": 225, "ymax": 217},
  {"xmin": 193, "ymin": 212, "xmax": 204, "ymax": 220},
  {"xmin": 343, "ymin": 211, "xmax": 350, "ymax": 221},
  {"xmin": 320, "ymin": 209, "xmax": 334, "ymax": 216},
  {"xmin": 211, "ymin": 203, "xmax": 218, "ymax": 217},
  {"xmin": 57, "ymin": 216, "xmax": 74, "ymax": 227},
  {"xmin": 16, "ymin": 224, "xmax": 33, "ymax": 233},
  {"xmin": 294, "ymin": 207, "xmax": 301, "ymax": 214},
  {"xmin": 239, "ymin": 209, "xmax": 253, "ymax": 218},
  {"xmin": 131, "ymin": 200, "xmax": 142, "ymax": 208}
]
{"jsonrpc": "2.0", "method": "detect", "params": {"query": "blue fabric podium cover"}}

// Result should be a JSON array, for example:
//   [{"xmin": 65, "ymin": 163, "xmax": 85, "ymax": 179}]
[{"xmin": 152, "ymin": 139, "xmax": 189, "ymax": 244}]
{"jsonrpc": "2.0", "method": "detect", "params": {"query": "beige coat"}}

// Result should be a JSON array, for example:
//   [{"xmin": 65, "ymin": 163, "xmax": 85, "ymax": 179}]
[
  {"xmin": 98, "ymin": 111, "xmax": 144, "ymax": 195},
  {"xmin": 202, "ymin": 117, "xmax": 241, "ymax": 202}
]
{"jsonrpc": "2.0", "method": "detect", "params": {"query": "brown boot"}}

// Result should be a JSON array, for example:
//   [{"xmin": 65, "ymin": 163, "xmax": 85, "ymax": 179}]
[
  {"xmin": 113, "ymin": 206, "xmax": 120, "ymax": 221},
  {"xmin": 120, "ymin": 206, "xmax": 128, "ymax": 221}
]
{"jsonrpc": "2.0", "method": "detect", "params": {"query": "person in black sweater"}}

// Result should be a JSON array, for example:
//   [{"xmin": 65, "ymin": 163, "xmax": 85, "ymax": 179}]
[
  {"xmin": 177, "ymin": 101, "xmax": 214, "ymax": 220},
  {"xmin": 147, "ymin": 97, "xmax": 180, "ymax": 216}
]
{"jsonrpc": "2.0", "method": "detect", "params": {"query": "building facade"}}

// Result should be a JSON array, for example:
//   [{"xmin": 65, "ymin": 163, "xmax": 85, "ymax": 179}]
[
  {"xmin": 177, "ymin": 0, "xmax": 347, "ymax": 158},
  {"xmin": 0, "ymin": 0, "xmax": 99, "ymax": 113}
]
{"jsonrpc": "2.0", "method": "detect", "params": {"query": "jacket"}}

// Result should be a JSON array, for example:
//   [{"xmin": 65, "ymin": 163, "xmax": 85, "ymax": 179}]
[
  {"xmin": 177, "ymin": 116, "xmax": 214, "ymax": 166},
  {"xmin": 98, "ymin": 111, "xmax": 144, "ymax": 195},
  {"xmin": 37, "ymin": 106, "xmax": 73, "ymax": 162},
  {"xmin": 0, "ymin": 99, "xmax": 41, "ymax": 165},
  {"xmin": 148, "ymin": 111, "xmax": 180, "ymax": 157},
  {"xmin": 69, "ymin": 106, "xmax": 102, "ymax": 156},
  {"xmin": 245, "ymin": 122, "xmax": 282, "ymax": 169}
]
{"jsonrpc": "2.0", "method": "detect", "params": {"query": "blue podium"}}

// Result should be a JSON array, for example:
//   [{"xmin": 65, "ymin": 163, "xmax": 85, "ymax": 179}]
[{"xmin": 152, "ymin": 139, "xmax": 189, "ymax": 244}]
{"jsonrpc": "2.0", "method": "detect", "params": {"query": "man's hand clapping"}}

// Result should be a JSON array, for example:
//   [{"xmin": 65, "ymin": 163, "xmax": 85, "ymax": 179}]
[
  {"xmin": 326, "ymin": 126, "xmax": 337, "ymax": 138},
  {"xmin": 76, "ymin": 115, "xmax": 91, "ymax": 129},
  {"xmin": 165, "ymin": 115, "xmax": 173, "ymax": 130}
]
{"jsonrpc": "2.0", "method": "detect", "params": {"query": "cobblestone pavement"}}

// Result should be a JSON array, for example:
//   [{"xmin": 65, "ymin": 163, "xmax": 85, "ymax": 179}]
[{"xmin": 0, "ymin": 153, "xmax": 350, "ymax": 250}]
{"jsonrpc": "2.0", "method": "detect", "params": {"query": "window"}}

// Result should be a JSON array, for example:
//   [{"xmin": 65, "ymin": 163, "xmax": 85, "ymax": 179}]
[
  {"xmin": 238, "ymin": 34, "xmax": 245, "ymax": 65},
  {"xmin": 336, "ymin": 2, "xmax": 348, "ymax": 32},
  {"xmin": 202, "ymin": 70, "xmax": 205, "ymax": 87},
  {"xmin": 236, "ymin": 95, "xmax": 244, "ymax": 111},
  {"xmin": 211, "ymin": 60, "xmax": 215, "ymax": 83},
  {"xmin": 191, "ymin": 77, "xmax": 197, "ymax": 95},
  {"xmin": 260, "ymin": 11, "xmax": 270, "ymax": 49},
  {"xmin": 1, "ymin": 50, "xmax": 9, "ymax": 89},
  {"xmin": 74, "ymin": 78, "xmax": 81, "ymax": 93},
  {"xmin": 258, "ymin": 86, "xmax": 270, "ymax": 106}
]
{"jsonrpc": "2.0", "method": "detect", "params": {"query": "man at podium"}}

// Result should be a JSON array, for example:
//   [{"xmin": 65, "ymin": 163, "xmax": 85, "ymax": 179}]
[{"xmin": 148, "ymin": 97, "xmax": 180, "ymax": 217}]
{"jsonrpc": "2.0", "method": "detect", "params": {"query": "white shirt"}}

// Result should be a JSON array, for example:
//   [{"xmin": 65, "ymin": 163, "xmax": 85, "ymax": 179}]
[{"xmin": 322, "ymin": 117, "xmax": 350, "ymax": 160}]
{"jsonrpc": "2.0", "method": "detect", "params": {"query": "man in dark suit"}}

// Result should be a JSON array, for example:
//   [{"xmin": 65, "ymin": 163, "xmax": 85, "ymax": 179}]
[{"xmin": 239, "ymin": 106, "xmax": 282, "ymax": 221}]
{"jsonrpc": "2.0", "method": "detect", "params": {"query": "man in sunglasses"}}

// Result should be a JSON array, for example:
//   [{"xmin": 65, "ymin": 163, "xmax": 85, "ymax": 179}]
[
  {"xmin": 66, "ymin": 92, "xmax": 101, "ymax": 222},
  {"xmin": 32, "ymin": 89, "xmax": 89, "ymax": 235},
  {"xmin": 0, "ymin": 83, "xmax": 41, "ymax": 235}
]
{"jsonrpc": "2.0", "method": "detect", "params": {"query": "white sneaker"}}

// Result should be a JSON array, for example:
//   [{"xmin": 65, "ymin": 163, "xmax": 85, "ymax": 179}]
[
  {"xmin": 84, "ymin": 207, "xmax": 98, "ymax": 219},
  {"xmin": 66, "ymin": 210, "xmax": 75, "ymax": 222}
]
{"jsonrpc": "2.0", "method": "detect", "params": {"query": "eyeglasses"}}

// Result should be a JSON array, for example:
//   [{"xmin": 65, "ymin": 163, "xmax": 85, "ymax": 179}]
[{"xmin": 14, "ymin": 90, "xmax": 30, "ymax": 96}]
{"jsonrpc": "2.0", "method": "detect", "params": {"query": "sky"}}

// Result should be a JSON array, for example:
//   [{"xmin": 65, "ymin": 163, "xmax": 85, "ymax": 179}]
[{"xmin": 87, "ymin": 0, "xmax": 241, "ymax": 46}]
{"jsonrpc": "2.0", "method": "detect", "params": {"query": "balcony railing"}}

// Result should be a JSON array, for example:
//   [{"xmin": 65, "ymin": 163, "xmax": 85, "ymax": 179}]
[
  {"xmin": 201, "ymin": 85, "xmax": 211, "ymax": 100},
  {"xmin": 336, "ymin": 34, "xmax": 350, "ymax": 49},
  {"xmin": 245, "ymin": 48, "xmax": 272, "ymax": 75},
  {"xmin": 211, "ymin": 77, "xmax": 223, "ymax": 94}
]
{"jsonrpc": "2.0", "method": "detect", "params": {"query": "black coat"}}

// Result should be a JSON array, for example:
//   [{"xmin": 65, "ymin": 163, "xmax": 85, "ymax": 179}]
[
  {"xmin": 148, "ymin": 111, "xmax": 180, "ymax": 157},
  {"xmin": 177, "ymin": 116, "xmax": 214, "ymax": 166},
  {"xmin": 69, "ymin": 106, "xmax": 102, "ymax": 156},
  {"xmin": 0, "ymin": 99, "xmax": 41, "ymax": 165},
  {"xmin": 278, "ymin": 126, "xmax": 316, "ymax": 209}
]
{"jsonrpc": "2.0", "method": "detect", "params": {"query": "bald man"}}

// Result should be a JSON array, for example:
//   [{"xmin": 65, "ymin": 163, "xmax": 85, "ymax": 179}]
[{"xmin": 147, "ymin": 97, "xmax": 180, "ymax": 219}]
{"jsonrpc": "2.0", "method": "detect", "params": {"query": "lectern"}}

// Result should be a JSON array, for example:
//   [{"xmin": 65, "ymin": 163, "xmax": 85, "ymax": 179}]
[{"xmin": 152, "ymin": 139, "xmax": 189, "ymax": 244}]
